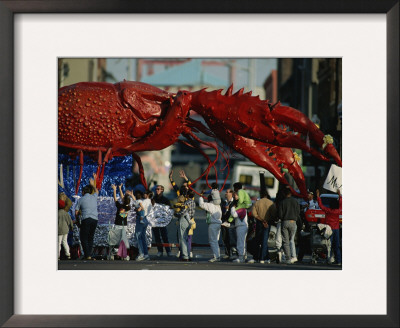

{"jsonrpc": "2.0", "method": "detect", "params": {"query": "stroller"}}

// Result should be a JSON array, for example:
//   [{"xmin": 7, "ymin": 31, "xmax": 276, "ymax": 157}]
[
  {"xmin": 107, "ymin": 218, "xmax": 130, "ymax": 261},
  {"xmin": 310, "ymin": 223, "xmax": 332, "ymax": 264},
  {"xmin": 266, "ymin": 224, "xmax": 279, "ymax": 261}
]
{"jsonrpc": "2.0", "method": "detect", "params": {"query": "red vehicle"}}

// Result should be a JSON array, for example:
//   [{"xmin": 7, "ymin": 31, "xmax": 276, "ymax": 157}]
[{"xmin": 304, "ymin": 194, "xmax": 342, "ymax": 225}]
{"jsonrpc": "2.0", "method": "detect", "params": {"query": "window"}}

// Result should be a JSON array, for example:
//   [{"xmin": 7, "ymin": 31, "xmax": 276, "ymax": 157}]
[
  {"xmin": 239, "ymin": 175, "xmax": 252, "ymax": 185},
  {"xmin": 265, "ymin": 177, "xmax": 275, "ymax": 188}
]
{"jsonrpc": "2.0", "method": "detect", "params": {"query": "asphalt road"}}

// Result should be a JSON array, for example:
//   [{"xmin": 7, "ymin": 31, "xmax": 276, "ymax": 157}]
[
  {"xmin": 164, "ymin": 212, "xmax": 209, "ymax": 246},
  {"xmin": 58, "ymin": 252, "xmax": 342, "ymax": 270}
]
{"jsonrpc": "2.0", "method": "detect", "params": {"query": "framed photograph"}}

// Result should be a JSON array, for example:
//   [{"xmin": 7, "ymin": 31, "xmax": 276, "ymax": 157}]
[
  {"xmin": 1, "ymin": 1, "xmax": 398, "ymax": 327},
  {"xmin": 56, "ymin": 56, "xmax": 344, "ymax": 270}
]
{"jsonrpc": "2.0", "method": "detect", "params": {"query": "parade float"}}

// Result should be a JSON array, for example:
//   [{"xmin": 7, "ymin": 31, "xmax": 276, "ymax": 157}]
[{"xmin": 58, "ymin": 81, "xmax": 342, "ymax": 257}]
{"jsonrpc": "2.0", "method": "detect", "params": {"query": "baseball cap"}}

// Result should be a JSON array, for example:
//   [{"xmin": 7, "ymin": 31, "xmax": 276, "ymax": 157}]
[{"xmin": 58, "ymin": 199, "xmax": 66, "ymax": 209}]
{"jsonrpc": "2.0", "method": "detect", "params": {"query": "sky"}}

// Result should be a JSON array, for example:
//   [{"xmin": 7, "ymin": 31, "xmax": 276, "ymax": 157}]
[{"xmin": 106, "ymin": 58, "xmax": 277, "ymax": 90}]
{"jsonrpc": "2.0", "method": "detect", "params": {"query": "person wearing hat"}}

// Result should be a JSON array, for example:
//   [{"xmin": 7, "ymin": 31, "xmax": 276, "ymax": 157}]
[
  {"xmin": 58, "ymin": 199, "xmax": 74, "ymax": 260},
  {"xmin": 210, "ymin": 183, "xmax": 221, "ymax": 206},
  {"xmin": 199, "ymin": 189, "xmax": 222, "ymax": 262},
  {"xmin": 59, "ymin": 192, "xmax": 73, "ymax": 213},
  {"xmin": 58, "ymin": 192, "xmax": 74, "ymax": 249}
]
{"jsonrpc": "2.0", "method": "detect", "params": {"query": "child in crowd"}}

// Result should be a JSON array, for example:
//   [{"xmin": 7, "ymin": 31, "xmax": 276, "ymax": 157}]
[
  {"xmin": 58, "ymin": 199, "xmax": 74, "ymax": 260},
  {"xmin": 111, "ymin": 184, "xmax": 131, "ymax": 260},
  {"xmin": 136, "ymin": 203, "xmax": 146, "ymax": 224},
  {"xmin": 58, "ymin": 192, "xmax": 74, "ymax": 248},
  {"xmin": 128, "ymin": 190, "xmax": 150, "ymax": 261},
  {"xmin": 111, "ymin": 184, "xmax": 131, "ymax": 226},
  {"xmin": 142, "ymin": 190, "xmax": 155, "ymax": 220}
]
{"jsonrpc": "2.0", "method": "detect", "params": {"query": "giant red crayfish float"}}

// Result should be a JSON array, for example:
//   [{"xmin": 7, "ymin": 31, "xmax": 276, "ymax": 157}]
[{"xmin": 58, "ymin": 81, "xmax": 342, "ymax": 198}]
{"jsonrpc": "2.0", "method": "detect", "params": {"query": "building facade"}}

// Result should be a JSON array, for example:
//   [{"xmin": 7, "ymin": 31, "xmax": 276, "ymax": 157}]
[{"xmin": 275, "ymin": 58, "xmax": 342, "ymax": 191}]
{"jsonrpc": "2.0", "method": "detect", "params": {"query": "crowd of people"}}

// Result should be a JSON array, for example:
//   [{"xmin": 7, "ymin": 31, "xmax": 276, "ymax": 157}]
[{"xmin": 58, "ymin": 170, "xmax": 342, "ymax": 266}]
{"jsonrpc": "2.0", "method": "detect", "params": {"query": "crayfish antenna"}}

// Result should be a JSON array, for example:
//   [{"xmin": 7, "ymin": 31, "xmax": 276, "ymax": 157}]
[
  {"xmin": 75, "ymin": 150, "xmax": 84, "ymax": 195},
  {"xmin": 132, "ymin": 153, "xmax": 148, "ymax": 190}
]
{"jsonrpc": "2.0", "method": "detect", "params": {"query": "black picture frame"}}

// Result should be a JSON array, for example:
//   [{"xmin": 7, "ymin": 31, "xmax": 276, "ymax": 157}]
[{"xmin": 0, "ymin": 1, "xmax": 398, "ymax": 327}]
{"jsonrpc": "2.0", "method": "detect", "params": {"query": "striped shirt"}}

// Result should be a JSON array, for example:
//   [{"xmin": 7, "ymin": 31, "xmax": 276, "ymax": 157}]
[{"xmin": 170, "ymin": 177, "xmax": 192, "ymax": 196}]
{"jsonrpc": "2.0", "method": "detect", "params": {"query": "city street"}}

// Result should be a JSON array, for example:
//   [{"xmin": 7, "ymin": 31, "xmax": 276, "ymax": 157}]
[
  {"xmin": 59, "ymin": 212, "xmax": 341, "ymax": 271},
  {"xmin": 58, "ymin": 248, "xmax": 341, "ymax": 270}
]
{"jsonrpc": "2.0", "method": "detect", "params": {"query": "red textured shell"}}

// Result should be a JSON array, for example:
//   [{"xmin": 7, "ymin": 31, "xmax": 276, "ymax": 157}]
[
  {"xmin": 58, "ymin": 81, "xmax": 173, "ymax": 155},
  {"xmin": 58, "ymin": 82, "xmax": 133, "ymax": 151}
]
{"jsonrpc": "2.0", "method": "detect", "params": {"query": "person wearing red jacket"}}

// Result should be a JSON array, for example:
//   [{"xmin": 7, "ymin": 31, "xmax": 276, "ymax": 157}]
[{"xmin": 316, "ymin": 189, "xmax": 342, "ymax": 266}]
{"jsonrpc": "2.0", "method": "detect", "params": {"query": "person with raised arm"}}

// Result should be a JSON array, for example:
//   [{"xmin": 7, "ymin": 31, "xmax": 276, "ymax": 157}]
[
  {"xmin": 199, "ymin": 189, "xmax": 222, "ymax": 262},
  {"xmin": 316, "ymin": 189, "xmax": 342, "ymax": 266},
  {"xmin": 110, "ymin": 183, "xmax": 131, "ymax": 259},
  {"xmin": 169, "ymin": 169, "xmax": 192, "ymax": 197}
]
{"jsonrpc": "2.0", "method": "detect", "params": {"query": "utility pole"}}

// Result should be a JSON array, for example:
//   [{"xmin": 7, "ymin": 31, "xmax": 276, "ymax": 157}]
[
  {"xmin": 127, "ymin": 59, "xmax": 132, "ymax": 81},
  {"xmin": 248, "ymin": 59, "xmax": 257, "ymax": 90},
  {"xmin": 58, "ymin": 58, "xmax": 64, "ymax": 88}
]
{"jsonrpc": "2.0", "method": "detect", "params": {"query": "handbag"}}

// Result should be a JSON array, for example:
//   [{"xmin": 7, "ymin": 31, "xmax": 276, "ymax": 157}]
[{"xmin": 117, "ymin": 240, "xmax": 128, "ymax": 258}]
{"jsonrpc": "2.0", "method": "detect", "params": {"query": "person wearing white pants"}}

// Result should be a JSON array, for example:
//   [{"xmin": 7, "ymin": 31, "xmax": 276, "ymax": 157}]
[
  {"xmin": 199, "ymin": 190, "xmax": 222, "ymax": 262},
  {"xmin": 230, "ymin": 205, "xmax": 248, "ymax": 263},
  {"xmin": 289, "ymin": 225, "xmax": 297, "ymax": 262},
  {"xmin": 274, "ymin": 221, "xmax": 284, "ymax": 263},
  {"xmin": 58, "ymin": 199, "xmax": 74, "ymax": 259},
  {"xmin": 278, "ymin": 188, "xmax": 301, "ymax": 264},
  {"xmin": 275, "ymin": 220, "xmax": 297, "ymax": 262},
  {"xmin": 208, "ymin": 222, "xmax": 221, "ymax": 260},
  {"xmin": 58, "ymin": 234, "xmax": 70, "ymax": 259},
  {"xmin": 275, "ymin": 199, "xmax": 297, "ymax": 262}
]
